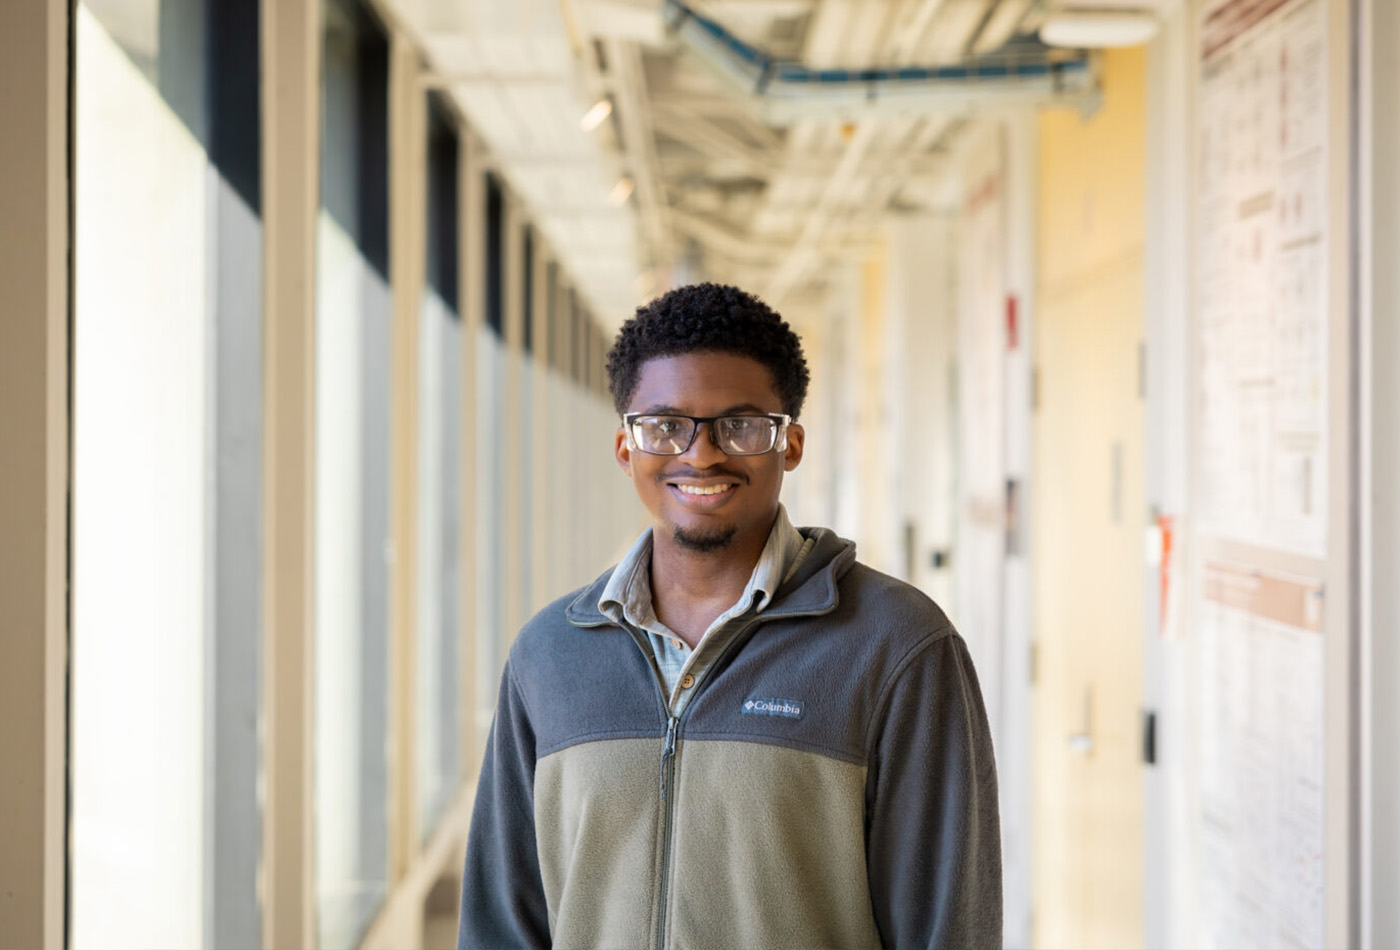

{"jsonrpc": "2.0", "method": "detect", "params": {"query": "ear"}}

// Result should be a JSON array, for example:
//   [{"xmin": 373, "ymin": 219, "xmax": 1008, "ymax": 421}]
[
  {"xmin": 615, "ymin": 427, "xmax": 634, "ymax": 478},
  {"xmin": 782, "ymin": 422, "xmax": 804, "ymax": 472}
]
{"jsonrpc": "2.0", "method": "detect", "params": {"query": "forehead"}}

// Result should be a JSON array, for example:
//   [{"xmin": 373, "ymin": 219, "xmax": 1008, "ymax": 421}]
[{"xmin": 629, "ymin": 351, "xmax": 782, "ymax": 413}]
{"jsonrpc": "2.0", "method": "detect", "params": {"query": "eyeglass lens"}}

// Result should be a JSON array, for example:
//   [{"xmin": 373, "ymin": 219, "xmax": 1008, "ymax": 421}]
[{"xmin": 631, "ymin": 415, "xmax": 779, "ymax": 455}]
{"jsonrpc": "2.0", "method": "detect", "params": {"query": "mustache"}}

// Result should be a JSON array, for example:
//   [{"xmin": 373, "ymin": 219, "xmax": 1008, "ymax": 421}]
[{"xmin": 657, "ymin": 465, "xmax": 750, "ymax": 485}]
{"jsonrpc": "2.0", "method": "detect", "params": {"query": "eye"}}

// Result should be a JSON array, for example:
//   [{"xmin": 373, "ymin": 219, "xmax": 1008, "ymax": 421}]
[
  {"xmin": 655, "ymin": 418, "xmax": 682, "ymax": 434},
  {"xmin": 720, "ymin": 416, "xmax": 754, "ymax": 433}
]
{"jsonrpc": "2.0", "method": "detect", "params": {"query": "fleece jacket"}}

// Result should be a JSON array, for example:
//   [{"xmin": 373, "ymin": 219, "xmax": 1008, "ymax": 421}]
[{"xmin": 457, "ymin": 527, "xmax": 1003, "ymax": 950}]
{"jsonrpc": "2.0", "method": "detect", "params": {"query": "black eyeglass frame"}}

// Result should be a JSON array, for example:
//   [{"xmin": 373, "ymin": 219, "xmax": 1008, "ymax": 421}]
[{"xmin": 622, "ymin": 411, "xmax": 792, "ymax": 456}]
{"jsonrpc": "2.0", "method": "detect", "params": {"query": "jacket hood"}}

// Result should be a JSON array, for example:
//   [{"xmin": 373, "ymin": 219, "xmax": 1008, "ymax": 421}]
[{"xmin": 564, "ymin": 526, "xmax": 857, "ymax": 627}]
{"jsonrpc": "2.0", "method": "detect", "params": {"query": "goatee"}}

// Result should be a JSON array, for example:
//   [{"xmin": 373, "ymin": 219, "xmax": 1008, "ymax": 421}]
[{"xmin": 673, "ymin": 523, "xmax": 737, "ymax": 553}]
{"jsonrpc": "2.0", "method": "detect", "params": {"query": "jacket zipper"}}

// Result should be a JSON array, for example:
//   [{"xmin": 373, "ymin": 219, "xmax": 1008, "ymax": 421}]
[
  {"xmin": 655, "ymin": 715, "xmax": 679, "ymax": 950},
  {"xmin": 645, "ymin": 606, "xmax": 833, "ymax": 949},
  {"xmin": 650, "ymin": 617, "xmax": 766, "ymax": 950}
]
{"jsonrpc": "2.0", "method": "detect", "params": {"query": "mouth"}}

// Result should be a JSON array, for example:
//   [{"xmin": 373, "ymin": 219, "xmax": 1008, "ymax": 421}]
[
  {"xmin": 665, "ymin": 478, "xmax": 741, "ymax": 508},
  {"xmin": 673, "ymin": 483, "xmax": 734, "ymax": 496}
]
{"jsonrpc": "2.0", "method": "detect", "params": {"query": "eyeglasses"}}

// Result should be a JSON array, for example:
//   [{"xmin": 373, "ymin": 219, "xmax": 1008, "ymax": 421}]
[{"xmin": 623, "ymin": 412, "xmax": 791, "ymax": 456}]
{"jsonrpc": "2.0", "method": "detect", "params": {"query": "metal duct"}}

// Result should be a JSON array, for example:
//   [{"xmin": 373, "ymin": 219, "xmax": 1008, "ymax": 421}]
[{"xmin": 661, "ymin": 0, "xmax": 1099, "ymax": 124}]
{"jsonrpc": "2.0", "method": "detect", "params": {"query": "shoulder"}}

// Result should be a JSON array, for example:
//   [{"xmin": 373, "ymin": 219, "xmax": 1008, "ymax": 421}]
[
  {"xmin": 499, "ymin": 574, "xmax": 665, "ymax": 749},
  {"xmin": 508, "ymin": 577, "xmax": 607, "ymax": 661},
  {"xmin": 503, "ymin": 570, "xmax": 641, "ymax": 694},
  {"xmin": 518, "ymin": 586, "xmax": 588, "ymax": 639},
  {"xmin": 837, "ymin": 560, "xmax": 955, "ymax": 645}
]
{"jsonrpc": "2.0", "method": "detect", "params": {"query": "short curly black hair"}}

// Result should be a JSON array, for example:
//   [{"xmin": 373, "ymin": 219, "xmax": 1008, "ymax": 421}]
[{"xmin": 606, "ymin": 282, "xmax": 810, "ymax": 419}]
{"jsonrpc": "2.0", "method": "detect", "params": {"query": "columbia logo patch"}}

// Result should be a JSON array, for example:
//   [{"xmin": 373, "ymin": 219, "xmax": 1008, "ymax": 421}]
[{"xmin": 741, "ymin": 697, "xmax": 805, "ymax": 720}]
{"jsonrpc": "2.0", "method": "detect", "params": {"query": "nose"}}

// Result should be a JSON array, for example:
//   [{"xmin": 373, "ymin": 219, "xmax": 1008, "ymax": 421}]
[{"xmin": 681, "ymin": 419, "xmax": 727, "ymax": 465}]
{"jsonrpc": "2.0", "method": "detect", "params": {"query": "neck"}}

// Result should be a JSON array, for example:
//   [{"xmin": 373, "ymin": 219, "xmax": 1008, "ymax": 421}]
[{"xmin": 648, "ymin": 512, "xmax": 776, "ymax": 644}]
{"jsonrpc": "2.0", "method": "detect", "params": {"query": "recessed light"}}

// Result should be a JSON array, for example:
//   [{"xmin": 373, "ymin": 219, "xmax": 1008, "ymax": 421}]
[
  {"xmin": 580, "ymin": 98, "xmax": 613, "ymax": 132},
  {"xmin": 609, "ymin": 177, "xmax": 635, "ymax": 205}
]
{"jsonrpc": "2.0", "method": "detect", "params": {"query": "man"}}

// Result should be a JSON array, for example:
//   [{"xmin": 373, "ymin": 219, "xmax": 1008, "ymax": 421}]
[{"xmin": 458, "ymin": 282, "xmax": 1001, "ymax": 949}]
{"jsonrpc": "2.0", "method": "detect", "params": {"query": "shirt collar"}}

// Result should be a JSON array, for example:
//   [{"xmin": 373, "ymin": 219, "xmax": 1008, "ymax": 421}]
[{"xmin": 598, "ymin": 504, "xmax": 808, "ymax": 627}]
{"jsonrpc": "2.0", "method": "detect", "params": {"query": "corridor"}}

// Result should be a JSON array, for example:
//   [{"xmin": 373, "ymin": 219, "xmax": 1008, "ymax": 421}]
[{"xmin": 3, "ymin": 0, "xmax": 1397, "ymax": 948}]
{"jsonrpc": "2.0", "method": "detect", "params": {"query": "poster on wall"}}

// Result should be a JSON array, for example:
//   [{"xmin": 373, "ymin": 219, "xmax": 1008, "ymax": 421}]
[
  {"xmin": 1193, "ymin": 1, "xmax": 1330, "ymax": 946},
  {"xmin": 1195, "ymin": 562, "xmax": 1325, "ymax": 949},
  {"xmin": 1196, "ymin": 0, "xmax": 1328, "ymax": 558}
]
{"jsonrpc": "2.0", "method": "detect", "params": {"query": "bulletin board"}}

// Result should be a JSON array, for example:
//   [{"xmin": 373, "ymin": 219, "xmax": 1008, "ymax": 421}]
[
  {"xmin": 1192, "ymin": 0, "xmax": 1330, "ymax": 945},
  {"xmin": 1196, "ymin": 562, "xmax": 1325, "ymax": 948},
  {"xmin": 1196, "ymin": 0, "xmax": 1329, "ymax": 558}
]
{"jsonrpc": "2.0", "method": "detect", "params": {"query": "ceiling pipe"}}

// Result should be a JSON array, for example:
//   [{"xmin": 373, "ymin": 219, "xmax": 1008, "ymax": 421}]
[{"xmin": 661, "ymin": 0, "xmax": 1098, "ymax": 125}]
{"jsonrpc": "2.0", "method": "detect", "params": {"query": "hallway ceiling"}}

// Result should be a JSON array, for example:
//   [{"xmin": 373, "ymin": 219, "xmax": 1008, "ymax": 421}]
[{"xmin": 386, "ymin": 0, "xmax": 1175, "ymax": 327}]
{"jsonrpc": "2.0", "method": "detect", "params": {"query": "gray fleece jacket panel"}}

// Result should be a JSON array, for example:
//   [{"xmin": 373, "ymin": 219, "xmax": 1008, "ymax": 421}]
[{"xmin": 458, "ymin": 528, "xmax": 1002, "ymax": 950}]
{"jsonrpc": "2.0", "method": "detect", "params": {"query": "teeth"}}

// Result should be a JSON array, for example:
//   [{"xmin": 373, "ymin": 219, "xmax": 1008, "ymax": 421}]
[{"xmin": 677, "ymin": 484, "xmax": 732, "ymax": 496}]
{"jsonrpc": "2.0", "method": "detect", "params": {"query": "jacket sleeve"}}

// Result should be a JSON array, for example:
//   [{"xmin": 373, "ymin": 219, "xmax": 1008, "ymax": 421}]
[
  {"xmin": 458, "ymin": 662, "xmax": 551, "ymax": 950},
  {"xmin": 865, "ymin": 631, "xmax": 1003, "ymax": 949}
]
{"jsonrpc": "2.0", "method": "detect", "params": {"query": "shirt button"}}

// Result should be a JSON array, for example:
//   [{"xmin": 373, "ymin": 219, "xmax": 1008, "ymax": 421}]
[
  {"xmin": 671, "ymin": 638, "xmax": 682, "ymax": 649},
  {"xmin": 680, "ymin": 674, "xmax": 696, "ymax": 689}
]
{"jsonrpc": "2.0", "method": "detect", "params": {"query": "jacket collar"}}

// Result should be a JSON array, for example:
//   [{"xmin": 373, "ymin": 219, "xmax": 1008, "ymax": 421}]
[{"xmin": 565, "ymin": 526, "xmax": 856, "ymax": 628}]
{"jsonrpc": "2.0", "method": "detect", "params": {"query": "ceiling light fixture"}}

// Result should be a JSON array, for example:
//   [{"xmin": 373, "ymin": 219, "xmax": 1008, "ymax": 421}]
[
  {"xmin": 609, "ymin": 177, "xmax": 635, "ymax": 206},
  {"xmin": 1039, "ymin": 11, "xmax": 1159, "ymax": 48},
  {"xmin": 580, "ymin": 98, "xmax": 613, "ymax": 132}
]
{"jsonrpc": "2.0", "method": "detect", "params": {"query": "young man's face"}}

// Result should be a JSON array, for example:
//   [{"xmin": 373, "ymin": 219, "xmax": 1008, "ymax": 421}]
[{"xmin": 614, "ymin": 351, "xmax": 804, "ymax": 556}]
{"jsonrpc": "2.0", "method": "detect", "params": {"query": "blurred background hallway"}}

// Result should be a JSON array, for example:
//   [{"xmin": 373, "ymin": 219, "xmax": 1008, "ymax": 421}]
[{"xmin": 3, "ymin": 0, "xmax": 1397, "ymax": 947}]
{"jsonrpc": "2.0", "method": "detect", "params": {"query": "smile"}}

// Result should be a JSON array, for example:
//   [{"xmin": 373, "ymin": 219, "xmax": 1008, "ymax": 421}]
[
  {"xmin": 676, "ymin": 484, "xmax": 733, "ymax": 496},
  {"xmin": 665, "ymin": 480, "xmax": 740, "ymax": 508}
]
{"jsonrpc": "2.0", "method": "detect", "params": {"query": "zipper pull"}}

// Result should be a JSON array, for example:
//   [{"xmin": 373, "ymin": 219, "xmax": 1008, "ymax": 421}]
[{"xmin": 659, "ymin": 717, "xmax": 678, "ymax": 800}]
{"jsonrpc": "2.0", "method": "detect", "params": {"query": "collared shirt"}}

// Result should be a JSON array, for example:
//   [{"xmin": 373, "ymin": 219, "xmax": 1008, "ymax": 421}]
[{"xmin": 599, "ymin": 504, "xmax": 814, "ymax": 713}]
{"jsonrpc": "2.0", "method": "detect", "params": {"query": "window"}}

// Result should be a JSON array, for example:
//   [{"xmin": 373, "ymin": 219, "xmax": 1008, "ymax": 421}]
[
  {"xmin": 546, "ymin": 259, "xmax": 560, "ymax": 370},
  {"xmin": 417, "ymin": 95, "xmax": 463, "ymax": 843},
  {"xmin": 522, "ymin": 225, "xmax": 535, "ymax": 355},
  {"xmin": 475, "ymin": 169, "xmax": 509, "ymax": 747},
  {"xmin": 71, "ymin": 1, "xmax": 263, "ymax": 946},
  {"xmin": 485, "ymin": 172, "xmax": 504, "ymax": 338},
  {"xmin": 315, "ymin": 0, "xmax": 393, "ymax": 943}
]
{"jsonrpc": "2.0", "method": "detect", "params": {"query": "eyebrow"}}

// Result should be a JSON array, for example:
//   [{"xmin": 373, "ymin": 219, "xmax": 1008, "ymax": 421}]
[{"xmin": 637, "ymin": 403, "xmax": 773, "ymax": 416}]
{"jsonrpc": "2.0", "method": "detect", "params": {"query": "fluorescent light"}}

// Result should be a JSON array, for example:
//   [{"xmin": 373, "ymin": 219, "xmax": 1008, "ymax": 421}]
[
  {"xmin": 609, "ymin": 177, "xmax": 635, "ymax": 205},
  {"xmin": 1040, "ymin": 12, "xmax": 1159, "ymax": 48},
  {"xmin": 580, "ymin": 98, "xmax": 613, "ymax": 132}
]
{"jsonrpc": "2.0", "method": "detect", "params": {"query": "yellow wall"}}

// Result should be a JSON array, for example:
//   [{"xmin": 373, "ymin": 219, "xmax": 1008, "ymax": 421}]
[
  {"xmin": 1032, "ymin": 46, "xmax": 1148, "ymax": 950},
  {"xmin": 858, "ymin": 250, "xmax": 897, "ymax": 573},
  {"xmin": 1038, "ymin": 50, "xmax": 1148, "ymax": 291}
]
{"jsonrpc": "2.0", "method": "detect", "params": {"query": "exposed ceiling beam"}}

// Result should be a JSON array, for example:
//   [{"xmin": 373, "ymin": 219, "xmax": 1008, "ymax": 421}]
[
  {"xmin": 651, "ymin": 110, "xmax": 767, "ymax": 168},
  {"xmin": 920, "ymin": 0, "xmax": 990, "ymax": 62},
  {"xmin": 605, "ymin": 36, "xmax": 674, "ymax": 270},
  {"xmin": 650, "ymin": 99, "xmax": 785, "ymax": 152},
  {"xmin": 888, "ymin": 0, "xmax": 949, "ymax": 65},
  {"xmin": 673, "ymin": 205, "xmax": 884, "ymax": 252},
  {"xmin": 970, "ymin": 0, "xmax": 1035, "ymax": 55},
  {"xmin": 657, "ymin": 152, "xmax": 947, "ymax": 180},
  {"xmin": 763, "ymin": 119, "xmax": 878, "ymax": 302},
  {"xmin": 670, "ymin": 209, "xmax": 788, "ymax": 264}
]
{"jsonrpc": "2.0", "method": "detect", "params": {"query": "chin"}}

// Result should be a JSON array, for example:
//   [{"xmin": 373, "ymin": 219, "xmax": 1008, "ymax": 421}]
[{"xmin": 672, "ymin": 522, "xmax": 737, "ymax": 553}]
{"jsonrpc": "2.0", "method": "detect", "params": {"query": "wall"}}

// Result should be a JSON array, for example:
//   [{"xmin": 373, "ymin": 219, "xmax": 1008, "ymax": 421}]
[
  {"xmin": 1032, "ymin": 45, "xmax": 1148, "ymax": 950},
  {"xmin": 1363, "ymin": 0, "xmax": 1400, "ymax": 944}
]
